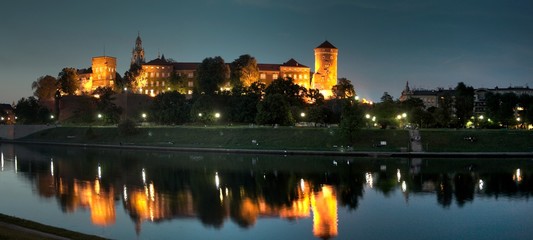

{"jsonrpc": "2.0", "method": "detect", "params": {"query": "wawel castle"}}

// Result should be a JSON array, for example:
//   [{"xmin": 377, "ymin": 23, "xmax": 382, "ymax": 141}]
[{"xmin": 77, "ymin": 35, "xmax": 339, "ymax": 98}]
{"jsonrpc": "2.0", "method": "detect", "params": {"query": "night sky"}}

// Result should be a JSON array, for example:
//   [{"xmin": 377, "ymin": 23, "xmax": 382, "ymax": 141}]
[{"xmin": 1, "ymin": 0, "xmax": 532, "ymax": 104}]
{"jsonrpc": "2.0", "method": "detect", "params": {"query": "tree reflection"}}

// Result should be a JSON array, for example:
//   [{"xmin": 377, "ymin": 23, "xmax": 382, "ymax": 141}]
[{"xmin": 4, "ymin": 144, "xmax": 533, "ymax": 239}]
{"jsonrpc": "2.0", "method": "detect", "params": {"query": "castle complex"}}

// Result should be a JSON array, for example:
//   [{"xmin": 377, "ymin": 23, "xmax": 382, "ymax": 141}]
[{"xmin": 78, "ymin": 35, "xmax": 339, "ymax": 98}]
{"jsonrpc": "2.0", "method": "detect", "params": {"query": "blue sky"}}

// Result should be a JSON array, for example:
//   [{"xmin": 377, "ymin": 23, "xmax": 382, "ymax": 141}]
[{"xmin": 1, "ymin": 0, "xmax": 532, "ymax": 104}]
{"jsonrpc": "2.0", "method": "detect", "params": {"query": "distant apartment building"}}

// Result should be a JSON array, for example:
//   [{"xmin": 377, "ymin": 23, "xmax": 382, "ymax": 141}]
[
  {"xmin": 399, "ymin": 82, "xmax": 455, "ymax": 109},
  {"xmin": 474, "ymin": 86, "xmax": 533, "ymax": 115}
]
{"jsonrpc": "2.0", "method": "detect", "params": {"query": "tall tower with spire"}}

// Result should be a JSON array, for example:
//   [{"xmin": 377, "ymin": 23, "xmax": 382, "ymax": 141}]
[
  {"xmin": 131, "ymin": 33, "xmax": 145, "ymax": 66},
  {"xmin": 312, "ymin": 40, "xmax": 338, "ymax": 98}
]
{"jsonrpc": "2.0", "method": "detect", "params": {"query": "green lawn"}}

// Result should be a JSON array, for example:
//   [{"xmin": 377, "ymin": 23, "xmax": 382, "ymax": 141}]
[
  {"xmin": 16, "ymin": 126, "xmax": 533, "ymax": 152},
  {"xmin": 420, "ymin": 129, "xmax": 533, "ymax": 152},
  {"xmin": 20, "ymin": 126, "xmax": 410, "ymax": 152}
]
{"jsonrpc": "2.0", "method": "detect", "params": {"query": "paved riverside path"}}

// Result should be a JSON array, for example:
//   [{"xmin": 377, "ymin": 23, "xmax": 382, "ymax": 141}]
[{"xmin": 409, "ymin": 129, "xmax": 423, "ymax": 152}]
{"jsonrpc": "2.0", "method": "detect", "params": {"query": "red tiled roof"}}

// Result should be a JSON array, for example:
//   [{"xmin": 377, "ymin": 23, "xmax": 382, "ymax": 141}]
[
  {"xmin": 173, "ymin": 62, "xmax": 200, "ymax": 71},
  {"xmin": 257, "ymin": 63, "xmax": 281, "ymax": 71},
  {"xmin": 282, "ymin": 58, "xmax": 308, "ymax": 68},
  {"xmin": 144, "ymin": 57, "xmax": 173, "ymax": 66}
]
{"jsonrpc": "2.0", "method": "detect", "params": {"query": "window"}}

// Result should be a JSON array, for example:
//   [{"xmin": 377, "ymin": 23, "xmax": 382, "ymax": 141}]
[
  {"xmin": 156, "ymin": 72, "xmax": 160, "ymax": 78},
  {"xmin": 162, "ymin": 67, "xmax": 165, "ymax": 69},
  {"xmin": 188, "ymin": 81, "xmax": 194, "ymax": 87},
  {"xmin": 273, "ymin": 73, "xmax": 278, "ymax": 79},
  {"xmin": 156, "ymin": 81, "xmax": 159, "ymax": 87},
  {"xmin": 162, "ymin": 81, "xmax": 165, "ymax": 86},
  {"xmin": 150, "ymin": 72, "xmax": 154, "ymax": 78},
  {"xmin": 260, "ymin": 73, "xmax": 266, "ymax": 80},
  {"xmin": 188, "ymin": 72, "xmax": 194, "ymax": 78}
]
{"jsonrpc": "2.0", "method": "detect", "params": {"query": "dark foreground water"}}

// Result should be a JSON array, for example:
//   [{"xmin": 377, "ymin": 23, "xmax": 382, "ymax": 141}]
[{"xmin": 0, "ymin": 143, "xmax": 532, "ymax": 240}]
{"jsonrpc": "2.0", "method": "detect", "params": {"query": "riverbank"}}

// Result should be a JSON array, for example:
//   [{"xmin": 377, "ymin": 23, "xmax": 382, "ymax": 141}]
[
  {"xmin": 2, "ymin": 126, "xmax": 532, "ymax": 157},
  {"xmin": 0, "ymin": 213, "xmax": 107, "ymax": 240}
]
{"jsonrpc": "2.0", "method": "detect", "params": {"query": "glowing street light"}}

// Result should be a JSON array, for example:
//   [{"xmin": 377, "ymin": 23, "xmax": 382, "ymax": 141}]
[
  {"xmin": 478, "ymin": 115, "xmax": 484, "ymax": 120},
  {"xmin": 50, "ymin": 115, "xmax": 54, "ymax": 119},
  {"xmin": 365, "ymin": 114, "xmax": 371, "ymax": 119},
  {"xmin": 300, "ymin": 112, "xmax": 306, "ymax": 117},
  {"xmin": 198, "ymin": 113, "xmax": 203, "ymax": 117},
  {"xmin": 142, "ymin": 113, "xmax": 147, "ymax": 119},
  {"xmin": 97, "ymin": 113, "xmax": 103, "ymax": 119},
  {"xmin": 214, "ymin": 113, "xmax": 221, "ymax": 119}
]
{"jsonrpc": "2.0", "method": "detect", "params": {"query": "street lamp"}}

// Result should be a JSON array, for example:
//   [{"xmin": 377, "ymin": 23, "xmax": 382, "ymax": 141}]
[
  {"xmin": 300, "ymin": 112, "xmax": 306, "ymax": 118},
  {"xmin": 97, "ymin": 113, "xmax": 102, "ymax": 119},
  {"xmin": 142, "ymin": 113, "xmax": 147, "ymax": 119},
  {"xmin": 214, "ymin": 113, "xmax": 221, "ymax": 119},
  {"xmin": 365, "ymin": 114, "xmax": 371, "ymax": 119}
]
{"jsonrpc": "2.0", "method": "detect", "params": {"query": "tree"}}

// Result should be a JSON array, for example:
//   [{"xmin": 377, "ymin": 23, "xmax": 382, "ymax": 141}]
[
  {"xmin": 306, "ymin": 88, "xmax": 325, "ymax": 106},
  {"xmin": 332, "ymin": 78, "xmax": 355, "ymax": 99},
  {"xmin": 57, "ymin": 67, "xmax": 79, "ymax": 95},
  {"xmin": 32, "ymin": 75, "xmax": 58, "ymax": 101},
  {"xmin": 264, "ymin": 78, "xmax": 307, "ymax": 107},
  {"xmin": 122, "ymin": 63, "xmax": 142, "ymax": 92},
  {"xmin": 380, "ymin": 92, "xmax": 394, "ymax": 103},
  {"xmin": 339, "ymin": 102, "xmax": 364, "ymax": 143},
  {"xmin": 196, "ymin": 56, "xmax": 230, "ymax": 95},
  {"xmin": 230, "ymin": 54, "xmax": 259, "ymax": 87},
  {"xmin": 13, "ymin": 97, "xmax": 52, "ymax": 124},
  {"xmin": 150, "ymin": 91, "xmax": 190, "ymax": 125},
  {"xmin": 228, "ymin": 85, "xmax": 262, "ymax": 123},
  {"xmin": 256, "ymin": 93, "xmax": 294, "ymax": 126},
  {"xmin": 433, "ymin": 93, "xmax": 454, "ymax": 127},
  {"xmin": 93, "ymin": 87, "xmax": 122, "ymax": 124},
  {"xmin": 454, "ymin": 82, "xmax": 475, "ymax": 128}
]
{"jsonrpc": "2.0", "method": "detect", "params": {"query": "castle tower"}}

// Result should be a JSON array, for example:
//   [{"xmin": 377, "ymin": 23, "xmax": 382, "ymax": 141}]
[
  {"xmin": 131, "ymin": 33, "xmax": 145, "ymax": 66},
  {"xmin": 312, "ymin": 40, "xmax": 338, "ymax": 98},
  {"xmin": 92, "ymin": 56, "xmax": 117, "ymax": 90}
]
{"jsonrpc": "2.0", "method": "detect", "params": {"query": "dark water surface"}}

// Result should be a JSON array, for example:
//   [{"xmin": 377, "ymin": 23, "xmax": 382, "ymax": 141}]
[{"xmin": 0, "ymin": 143, "xmax": 532, "ymax": 239}]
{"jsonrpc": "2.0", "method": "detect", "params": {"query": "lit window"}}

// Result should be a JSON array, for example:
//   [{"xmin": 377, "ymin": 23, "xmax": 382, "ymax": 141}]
[
  {"xmin": 260, "ymin": 73, "xmax": 266, "ymax": 80},
  {"xmin": 156, "ymin": 72, "xmax": 160, "ymax": 78},
  {"xmin": 188, "ymin": 72, "xmax": 194, "ymax": 78},
  {"xmin": 156, "ymin": 81, "xmax": 159, "ymax": 86},
  {"xmin": 162, "ymin": 67, "xmax": 165, "ymax": 69},
  {"xmin": 162, "ymin": 81, "xmax": 165, "ymax": 86},
  {"xmin": 188, "ymin": 81, "xmax": 194, "ymax": 87},
  {"xmin": 150, "ymin": 72, "xmax": 154, "ymax": 78},
  {"xmin": 187, "ymin": 90, "xmax": 193, "ymax": 94},
  {"xmin": 273, "ymin": 74, "xmax": 278, "ymax": 79},
  {"xmin": 156, "ymin": 67, "xmax": 159, "ymax": 69}
]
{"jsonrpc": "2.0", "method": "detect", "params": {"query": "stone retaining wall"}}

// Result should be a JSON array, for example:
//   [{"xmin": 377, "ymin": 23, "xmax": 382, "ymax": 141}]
[{"xmin": 0, "ymin": 125, "xmax": 56, "ymax": 140}]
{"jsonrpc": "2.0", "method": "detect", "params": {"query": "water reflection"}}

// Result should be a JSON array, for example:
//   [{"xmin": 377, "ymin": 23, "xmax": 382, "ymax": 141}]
[{"xmin": 0, "ymin": 144, "xmax": 532, "ymax": 239}]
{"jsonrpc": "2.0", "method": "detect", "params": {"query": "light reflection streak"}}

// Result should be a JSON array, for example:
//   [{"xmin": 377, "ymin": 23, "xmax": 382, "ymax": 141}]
[
  {"xmin": 97, "ymin": 163, "xmax": 101, "ymax": 179},
  {"xmin": 478, "ymin": 180, "xmax": 484, "ymax": 191},
  {"xmin": 50, "ymin": 159, "xmax": 54, "ymax": 176},
  {"xmin": 1, "ymin": 152, "xmax": 4, "ymax": 171},
  {"xmin": 365, "ymin": 172, "xmax": 373, "ymax": 188},
  {"xmin": 215, "ymin": 172, "xmax": 220, "ymax": 189},
  {"xmin": 401, "ymin": 181, "xmax": 407, "ymax": 192},
  {"xmin": 14, "ymin": 155, "xmax": 17, "ymax": 173},
  {"xmin": 123, "ymin": 185, "xmax": 128, "ymax": 201},
  {"xmin": 514, "ymin": 169, "xmax": 522, "ymax": 183},
  {"xmin": 397, "ymin": 169, "xmax": 401, "ymax": 182},
  {"xmin": 142, "ymin": 168, "xmax": 146, "ymax": 184}
]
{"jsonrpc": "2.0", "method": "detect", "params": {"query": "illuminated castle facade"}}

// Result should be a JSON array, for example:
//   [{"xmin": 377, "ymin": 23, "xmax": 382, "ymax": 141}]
[
  {"xmin": 78, "ymin": 56, "xmax": 117, "ymax": 93},
  {"xmin": 132, "ymin": 35, "xmax": 338, "ymax": 98},
  {"xmin": 78, "ymin": 35, "xmax": 339, "ymax": 98}
]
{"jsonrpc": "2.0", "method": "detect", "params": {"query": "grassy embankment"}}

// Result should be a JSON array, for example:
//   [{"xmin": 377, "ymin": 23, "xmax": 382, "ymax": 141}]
[
  {"xmin": 0, "ymin": 213, "xmax": 106, "ymax": 240},
  {"xmin": 420, "ymin": 129, "xmax": 533, "ymax": 152},
  {"xmin": 16, "ymin": 126, "xmax": 533, "ymax": 152},
  {"xmin": 19, "ymin": 126, "xmax": 409, "ymax": 152}
]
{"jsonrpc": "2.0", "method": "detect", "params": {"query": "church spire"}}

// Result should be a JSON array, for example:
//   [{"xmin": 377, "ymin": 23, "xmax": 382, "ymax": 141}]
[{"xmin": 131, "ymin": 33, "xmax": 145, "ymax": 66}]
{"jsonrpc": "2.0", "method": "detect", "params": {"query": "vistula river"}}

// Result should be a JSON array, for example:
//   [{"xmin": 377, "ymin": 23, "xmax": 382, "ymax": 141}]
[{"xmin": 0, "ymin": 143, "xmax": 532, "ymax": 239}]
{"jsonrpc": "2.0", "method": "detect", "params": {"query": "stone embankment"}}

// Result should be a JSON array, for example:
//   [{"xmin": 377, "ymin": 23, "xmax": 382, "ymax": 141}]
[{"xmin": 0, "ymin": 125, "xmax": 56, "ymax": 140}]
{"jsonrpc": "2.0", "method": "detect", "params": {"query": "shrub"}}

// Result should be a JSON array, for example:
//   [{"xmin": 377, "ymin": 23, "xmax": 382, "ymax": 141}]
[{"xmin": 118, "ymin": 119, "xmax": 138, "ymax": 136}]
